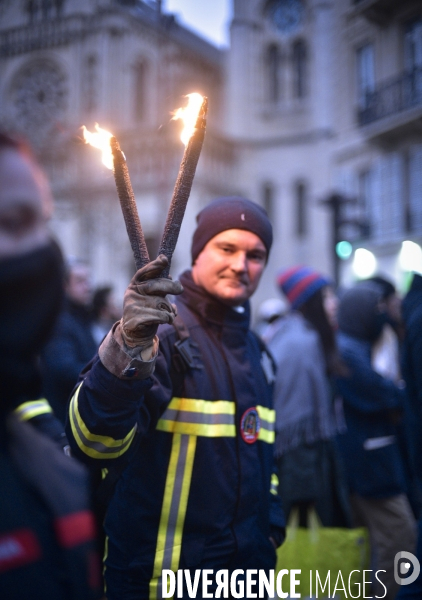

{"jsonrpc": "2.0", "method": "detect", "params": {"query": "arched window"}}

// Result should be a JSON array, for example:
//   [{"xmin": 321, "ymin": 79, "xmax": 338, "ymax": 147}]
[
  {"xmin": 295, "ymin": 181, "xmax": 307, "ymax": 236},
  {"xmin": 134, "ymin": 60, "xmax": 147, "ymax": 121},
  {"xmin": 266, "ymin": 44, "xmax": 281, "ymax": 103},
  {"xmin": 292, "ymin": 39, "xmax": 307, "ymax": 98}
]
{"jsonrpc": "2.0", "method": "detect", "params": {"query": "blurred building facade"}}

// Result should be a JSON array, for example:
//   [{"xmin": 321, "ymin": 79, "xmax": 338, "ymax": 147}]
[
  {"xmin": 0, "ymin": 0, "xmax": 230, "ymax": 296},
  {"xmin": 332, "ymin": 0, "xmax": 422, "ymax": 290},
  {"xmin": 0, "ymin": 0, "xmax": 421, "ymax": 303}
]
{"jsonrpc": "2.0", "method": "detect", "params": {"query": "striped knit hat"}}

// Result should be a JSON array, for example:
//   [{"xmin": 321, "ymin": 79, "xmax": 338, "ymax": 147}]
[{"xmin": 277, "ymin": 266, "xmax": 331, "ymax": 310}]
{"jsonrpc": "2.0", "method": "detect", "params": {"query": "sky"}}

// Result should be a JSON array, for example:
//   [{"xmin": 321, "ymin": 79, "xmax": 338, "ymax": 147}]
[{"xmin": 165, "ymin": 0, "xmax": 232, "ymax": 47}]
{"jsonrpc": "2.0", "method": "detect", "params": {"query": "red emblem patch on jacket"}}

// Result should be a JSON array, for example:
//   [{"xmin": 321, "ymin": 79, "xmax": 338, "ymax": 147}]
[
  {"xmin": 240, "ymin": 407, "xmax": 260, "ymax": 444},
  {"xmin": 0, "ymin": 529, "xmax": 42, "ymax": 573}
]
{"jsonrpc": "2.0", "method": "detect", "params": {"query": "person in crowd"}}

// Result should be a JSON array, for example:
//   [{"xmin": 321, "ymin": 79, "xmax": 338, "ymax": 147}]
[
  {"xmin": 254, "ymin": 296, "xmax": 288, "ymax": 343},
  {"xmin": 368, "ymin": 275, "xmax": 422, "ymax": 518},
  {"xmin": 0, "ymin": 131, "xmax": 101, "ymax": 599},
  {"xmin": 401, "ymin": 273, "xmax": 422, "ymax": 499},
  {"xmin": 396, "ymin": 272, "xmax": 422, "ymax": 598},
  {"xmin": 267, "ymin": 266, "xmax": 350, "ymax": 527},
  {"xmin": 41, "ymin": 257, "xmax": 97, "ymax": 423},
  {"xmin": 66, "ymin": 196, "xmax": 285, "ymax": 599},
  {"xmin": 367, "ymin": 275, "xmax": 403, "ymax": 380},
  {"xmin": 336, "ymin": 281, "xmax": 416, "ymax": 600},
  {"xmin": 91, "ymin": 285, "xmax": 122, "ymax": 346}
]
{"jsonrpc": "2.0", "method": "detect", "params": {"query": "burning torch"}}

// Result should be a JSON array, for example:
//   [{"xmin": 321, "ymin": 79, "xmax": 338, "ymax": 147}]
[{"xmin": 82, "ymin": 93, "xmax": 208, "ymax": 275}]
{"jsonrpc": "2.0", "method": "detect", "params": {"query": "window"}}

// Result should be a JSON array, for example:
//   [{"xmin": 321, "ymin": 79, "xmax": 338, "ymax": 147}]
[
  {"xmin": 82, "ymin": 56, "xmax": 97, "ymax": 115},
  {"xmin": 134, "ymin": 61, "xmax": 147, "ymax": 121},
  {"xmin": 356, "ymin": 44, "xmax": 375, "ymax": 108},
  {"xmin": 295, "ymin": 182, "xmax": 307, "ymax": 237},
  {"xmin": 404, "ymin": 18, "xmax": 422, "ymax": 101},
  {"xmin": 409, "ymin": 144, "xmax": 422, "ymax": 233},
  {"xmin": 404, "ymin": 18, "xmax": 422, "ymax": 72},
  {"xmin": 262, "ymin": 183, "xmax": 274, "ymax": 221},
  {"xmin": 357, "ymin": 170, "xmax": 372, "ymax": 237},
  {"xmin": 266, "ymin": 44, "xmax": 282, "ymax": 103},
  {"xmin": 292, "ymin": 39, "xmax": 307, "ymax": 98},
  {"xmin": 370, "ymin": 153, "xmax": 405, "ymax": 242},
  {"xmin": 26, "ymin": 0, "xmax": 64, "ymax": 22}
]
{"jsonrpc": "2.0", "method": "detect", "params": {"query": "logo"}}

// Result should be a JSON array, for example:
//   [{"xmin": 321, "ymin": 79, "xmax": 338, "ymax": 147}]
[
  {"xmin": 394, "ymin": 551, "xmax": 420, "ymax": 586},
  {"xmin": 240, "ymin": 407, "xmax": 260, "ymax": 444}
]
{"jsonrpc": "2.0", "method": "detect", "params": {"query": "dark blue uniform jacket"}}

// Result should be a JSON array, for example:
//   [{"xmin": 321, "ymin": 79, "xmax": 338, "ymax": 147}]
[
  {"xmin": 336, "ymin": 332, "xmax": 406, "ymax": 498},
  {"xmin": 66, "ymin": 271, "xmax": 284, "ymax": 598}
]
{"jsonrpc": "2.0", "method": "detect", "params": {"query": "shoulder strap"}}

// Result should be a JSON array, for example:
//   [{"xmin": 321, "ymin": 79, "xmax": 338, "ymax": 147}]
[{"xmin": 171, "ymin": 314, "xmax": 202, "ymax": 372}]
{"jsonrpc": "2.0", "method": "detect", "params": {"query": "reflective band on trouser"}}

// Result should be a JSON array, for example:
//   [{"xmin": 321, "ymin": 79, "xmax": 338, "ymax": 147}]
[
  {"xmin": 14, "ymin": 398, "xmax": 52, "ymax": 421},
  {"xmin": 150, "ymin": 433, "xmax": 197, "ymax": 600},
  {"xmin": 156, "ymin": 397, "xmax": 236, "ymax": 437},
  {"xmin": 270, "ymin": 473, "xmax": 279, "ymax": 495},
  {"xmin": 103, "ymin": 536, "xmax": 109, "ymax": 595},
  {"xmin": 69, "ymin": 383, "xmax": 137, "ymax": 459},
  {"xmin": 256, "ymin": 404, "xmax": 275, "ymax": 444}
]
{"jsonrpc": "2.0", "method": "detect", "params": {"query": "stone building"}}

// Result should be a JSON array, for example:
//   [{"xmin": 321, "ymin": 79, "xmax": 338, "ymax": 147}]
[
  {"xmin": 0, "ymin": 0, "xmax": 230, "ymax": 296},
  {"xmin": 0, "ymin": 0, "xmax": 421, "ymax": 307},
  {"xmin": 226, "ymin": 0, "xmax": 336, "ymax": 303},
  {"xmin": 331, "ymin": 0, "xmax": 422, "ymax": 290},
  {"xmin": 226, "ymin": 0, "xmax": 422, "ymax": 299}
]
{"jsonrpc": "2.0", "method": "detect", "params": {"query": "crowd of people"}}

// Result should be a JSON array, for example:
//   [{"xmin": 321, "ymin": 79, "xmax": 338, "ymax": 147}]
[{"xmin": 1, "ymin": 130, "xmax": 422, "ymax": 600}]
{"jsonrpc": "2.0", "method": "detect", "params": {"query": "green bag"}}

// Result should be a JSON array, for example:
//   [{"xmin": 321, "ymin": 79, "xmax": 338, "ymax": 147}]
[{"xmin": 275, "ymin": 509, "xmax": 369, "ymax": 599}]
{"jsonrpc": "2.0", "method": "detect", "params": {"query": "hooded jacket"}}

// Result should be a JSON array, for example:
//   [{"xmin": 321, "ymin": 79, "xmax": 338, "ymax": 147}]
[
  {"xmin": 336, "ymin": 284, "xmax": 406, "ymax": 498},
  {"xmin": 66, "ymin": 270, "xmax": 284, "ymax": 598}
]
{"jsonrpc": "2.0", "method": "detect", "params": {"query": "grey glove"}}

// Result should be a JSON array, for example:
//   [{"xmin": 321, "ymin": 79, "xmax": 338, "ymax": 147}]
[{"xmin": 121, "ymin": 255, "xmax": 183, "ymax": 349}]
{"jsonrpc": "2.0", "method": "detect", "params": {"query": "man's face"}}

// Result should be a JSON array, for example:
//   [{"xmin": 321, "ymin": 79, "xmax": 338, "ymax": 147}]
[
  {"xmin": 191, "ymin": 229, "xmax": 267, "ymax": 307},
  {"xmin": 0, "ymin": 148, "xmax": 52, "ymax": 259},
  {"xmin": 66, "ymin": 264, "xmax": 92, "ymax": 306}
]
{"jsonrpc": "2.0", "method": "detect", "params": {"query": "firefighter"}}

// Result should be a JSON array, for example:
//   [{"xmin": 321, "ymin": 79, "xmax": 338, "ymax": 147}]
[{"xmin": 66, "ymin": 197, "xmax": 285, "ymax": 599}]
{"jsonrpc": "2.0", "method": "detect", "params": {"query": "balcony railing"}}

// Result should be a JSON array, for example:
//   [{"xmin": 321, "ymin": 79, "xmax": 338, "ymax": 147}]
[
  {"xmin": 358, "ymin": 67, "xmax": 422, "ymax": 126},
  {"xmin": 0, "ymin": 15, "xmax": 98, "ymax": 58}
]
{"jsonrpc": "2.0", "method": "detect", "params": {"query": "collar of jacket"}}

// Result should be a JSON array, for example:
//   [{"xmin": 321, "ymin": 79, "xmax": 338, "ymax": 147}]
[{"xmin": 178, "ymin": 270, "xmax": 251, "ymax": 331}]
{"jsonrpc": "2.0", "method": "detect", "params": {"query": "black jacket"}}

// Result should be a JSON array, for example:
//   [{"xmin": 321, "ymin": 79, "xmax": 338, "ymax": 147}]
[
  {"xmin": 401, "ymin": 274, "xmax": 422, "ymax": 482},
  {"xmin": 0, "ymin": 416, "xmax": 101, "ymax": 600},
  {"xmin": 41, "ymin": 300, "xmax": 97, "ymax": 423},
  {"xmin": 66, "ymin": 271, "xmax": 284, "ymax": 595}
]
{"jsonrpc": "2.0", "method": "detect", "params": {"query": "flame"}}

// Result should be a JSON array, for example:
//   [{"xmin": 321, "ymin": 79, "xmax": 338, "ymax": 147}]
[
  {"xmin": 81, "ymin": 123, "xmax": 113, "ymax": 170},
  {"xmin": 172, "ymin": 93, "xmax": 204, "ymax": 146}
]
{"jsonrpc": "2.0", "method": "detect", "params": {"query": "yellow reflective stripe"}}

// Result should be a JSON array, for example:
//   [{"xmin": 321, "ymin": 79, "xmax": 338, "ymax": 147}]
[
  {"xmin": 271, "ymin": 473, "xmax": 279, "ymax": 495},
  {"xmin": 258, "ymin": 428, "xmax": 275, "ymax": 444},
  {"xmin": 257, "ymin": 404, "xmax": 275, "ymax": 444},
  {"xmin": 156, "ymin": 420, "xmax": 235, "ymax": 437},
  {"xmin": 150, "ymin": 433, "xmax": 197, "ymax": 599},
  {"xmin": 256, "ymin": 404, "xmax": 275, "ymax": 423},
  {"xmin": 156, "ymin": 397, "xmax": 236, "ymax": 438},
  {"xmin": 69, "ymin": 383, "xmax": 137, "ymax": 459},
  {"xmin": 14, "ymin": 399, "xmax": 53, "ymax": 421},
  {"xmin": 166, "ymin": 397, "xmax": 235, "ymax": 415}
]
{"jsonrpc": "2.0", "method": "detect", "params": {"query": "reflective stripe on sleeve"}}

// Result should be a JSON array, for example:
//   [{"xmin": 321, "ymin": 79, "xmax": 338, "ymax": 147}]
[
  {"xmin": 156, "ymin": 397, "xmax": 236, "ymax": 437},
  {"xmin": 14, "ymin": 399, "xmax": 53, "ymax": 421},
  {"xmin": 270, "ymin": 473, "xmax": 279, "ymax": 495},
  {"xmin": 69, "ymin": 383, "xmax": 137, "ymax": 459},
  {"xmin": 149, "ymin": 433, "xmax": 197, "ymax": 599},
  {"xmin": 257, "ymin": 405, "xmax": 275, "ymax": 444}
]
